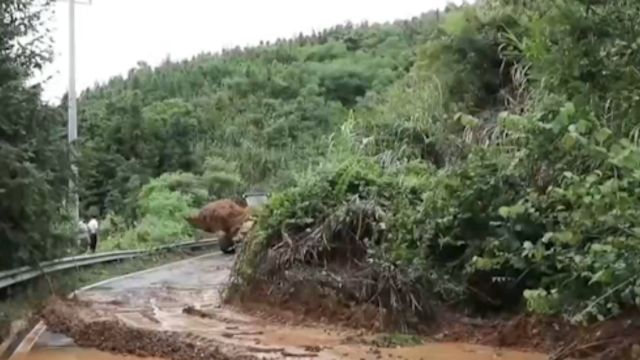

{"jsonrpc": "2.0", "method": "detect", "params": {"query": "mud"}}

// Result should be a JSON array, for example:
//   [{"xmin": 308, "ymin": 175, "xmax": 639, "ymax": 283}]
[
  {"xmin": 15, "ymin": 347, "xmax": 164, "ymax": 360},
  {"xmin": 41, "ymin": 298, "xmax": 255, "ymax": 360},
  {"xmin": 40, "ymin": 297, "xmax": 547, "ymax": 360},
  {"xmin": 31, "ymin": 253, "xmax": 547, "ymax": 360},
  {"xmin": 227, "ymin": 283, "xmax": 384, "ymax": 331},
  {"xmin": 436, "ymin": 313, "xmax": 640, "ymax": 359},
  {"xmin": 29, "ymin": 247, "xmax": 640, "ymax": 360},
  {"xmin": 24, "ymin": 244, "xmax": 640, "ymax": 360},
  {"xmin": 230, "ymin": 280, "xmax": 640, "ymax": 359}
]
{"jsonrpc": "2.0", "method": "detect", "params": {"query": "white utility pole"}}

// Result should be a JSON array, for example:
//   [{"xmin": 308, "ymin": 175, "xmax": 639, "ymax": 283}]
[
  {"xmin": 68, "ymin": 0, "xmax": 79, "ymax": 223},
  {"xmin": 68, "ymin": 0, "xmax": 77, "ymax": 144},
  {"xmin": 64, "ymin": 0, "xmax": 91, "ymax": 222}
]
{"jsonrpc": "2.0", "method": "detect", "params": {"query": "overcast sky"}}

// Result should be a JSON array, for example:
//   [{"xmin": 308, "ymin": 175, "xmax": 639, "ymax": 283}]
[{"xmin": 39, "ymin": 0, "xmax": 461, "ymax": 103}]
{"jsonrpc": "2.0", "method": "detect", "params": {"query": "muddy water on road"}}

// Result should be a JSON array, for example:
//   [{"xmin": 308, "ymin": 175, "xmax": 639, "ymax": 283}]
[
  {"xmin": 13, "ymin": 347, "xmax": 163, "ymax": 360},
  {"xmin": 16, "ymin": 342, "xmax": 545, "ymax": 360},
  {"xmin": 337, "ymin": 342, "xmax": 546, "ymax": 360},
  {"xmin": 33, "ymin": 298, "xmax": 546, "ymax": 360},
  {"xmin": 33, "ymin": 254, "xmax": 548, "ymax": 360}
]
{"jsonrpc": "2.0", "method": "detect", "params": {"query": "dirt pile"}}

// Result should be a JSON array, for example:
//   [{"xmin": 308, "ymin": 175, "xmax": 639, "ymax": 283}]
[
  {"xmin": 438, "ymin": 312, "xmax": 640, "ymax": 359},
  {"xmin": 229, "ymin": 288, "xmax": 640, "ymax": 360},
  {"xmin": 227, "ymin": 204, "xmax": 434, "ymax": 332},
  {"xmin": 41, "ymin": 297, "xmax": 257, "ymax": 360},
  {"xmin": 185, "ymin": 199, "xmax": 252, "ymax": 253},
  {"xmin": 32, "ymin": 254, "xmax": 548, "ymax": 360},
  {"xmin": 225, "ymin": 200, "xmax": 640, "ymax": 359},
  {"xmin": 227, "ymin": 282, "xmax": 384, "ymax": 331}
]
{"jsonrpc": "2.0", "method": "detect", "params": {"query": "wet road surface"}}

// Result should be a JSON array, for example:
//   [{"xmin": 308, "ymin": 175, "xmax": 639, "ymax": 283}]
[
  {"xmin": 13, "ymin": 253, "xmax": 223, "ymax": 360},
  {"xmin": 14, "ymin": 252, "xmax": 548, "ymax": 360}
]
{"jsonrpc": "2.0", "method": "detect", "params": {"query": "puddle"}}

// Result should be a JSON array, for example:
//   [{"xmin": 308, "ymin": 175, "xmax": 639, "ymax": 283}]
[
  {"xmin": 34, "ymin": 254, "xmax": 549, "ymax": 360},
  {"xmin": 249, "ymin": 323, "xmax": 548, "ymax": 360},
  {"xmin": 13, "ymin": 347, "xmax": 164, "ymax": 360},
  {"xmin": 16, "ymin": 343, "xmax": 545, "ymax": 360},
  {"xmin": 334, "ymin": 342, "xmax": 547, "ymax": 360},
  {"xmin": 119, "ymin": 306, "xmax": 547, "ymax": 359}
]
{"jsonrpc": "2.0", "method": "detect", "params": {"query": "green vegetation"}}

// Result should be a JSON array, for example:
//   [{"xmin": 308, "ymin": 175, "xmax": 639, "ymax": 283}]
[
  {"xmin": 231, "ymin": 0, "xmax": 640, "ymax": 327},
  {"xmin": 74, "ymin": 13, "xmax": 441, "ymax": 248},
  {"xmin": 98, "ymin": 159, "xmax": 246, "ymax": 249},
  {"xmin": 0, "ymin": 0, "xmax": 73, "ymax": 270},
  {"xmin": 5, "ymin": 0, "xmax": 640, "ymax": 334}
]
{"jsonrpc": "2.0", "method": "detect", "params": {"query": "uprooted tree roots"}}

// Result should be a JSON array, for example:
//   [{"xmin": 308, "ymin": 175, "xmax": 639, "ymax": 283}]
[{"xmin": 226, "ymin": 198, "xmax": 434, "ymax": 331}]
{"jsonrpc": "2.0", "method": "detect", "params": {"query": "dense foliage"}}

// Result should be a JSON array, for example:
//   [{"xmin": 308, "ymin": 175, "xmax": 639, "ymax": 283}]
[
  {"xmin": 74, "ymin": 14, "xmax": 443, "ymax": 219},
  {"xmin": 0, "ymin": 0, "xmax": 73, "ymax": 270},
  {"xmin": 7, "ymin": 0, "xmax": 640, "ymax": 328},
  {"xmin": 74, "ymin": 11, "xmax": 449, "ymax": 248},
  {"xmin": 99, "ymin": 164, "xmax": 244, "ymax": 249},
  {"xmin": 233, "ymin": 0, "xmax": 640, "ymax": 325}
]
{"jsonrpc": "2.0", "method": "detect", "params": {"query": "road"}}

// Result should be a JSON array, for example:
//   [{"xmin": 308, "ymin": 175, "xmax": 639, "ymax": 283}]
[
  {"xmin": 12, "ymin": 253, "xmax": 547, "ymax": 360},
  {"xmin": 12, "ymin": 253, "xmax": 225, "ymax": 360}
]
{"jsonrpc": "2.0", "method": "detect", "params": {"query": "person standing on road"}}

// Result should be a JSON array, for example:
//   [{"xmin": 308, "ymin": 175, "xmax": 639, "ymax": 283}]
[{"xmin": 87, "ymin": 217, "xmax": 99, "ymax": 253}]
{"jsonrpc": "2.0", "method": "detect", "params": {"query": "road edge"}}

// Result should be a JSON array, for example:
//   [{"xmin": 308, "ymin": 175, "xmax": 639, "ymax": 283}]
[{"xmin": 7, "ymin": 251, "xmax": 222, "ymax": 359}]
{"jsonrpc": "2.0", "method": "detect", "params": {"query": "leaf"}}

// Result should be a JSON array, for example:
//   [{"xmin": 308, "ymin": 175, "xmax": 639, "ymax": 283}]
[
  {"xmin": 552, "ymin": 102, "xmax": 575, "ymax": 132},
  {"xmin": 594, "ymin": 128, "xmax": 613, "ymax": 143},
  {"xmin": 498, "ymin": 203, "xmax": 526, "ymax": 218},
  {"xmin": 555, "ymin": 231, "xmax": 580, "ymax": 245},
  {"xmin": 575, "ymin": 119, "xmax": 591, "ymax": 134},
  {"xmin": 541, "ymin": 232, "xmax": 554, "ymax": 243},
  {"xmin": 589, "ymin": 270, "xmax": 612, "ymax": 285},
  {"xmin": 456, "ymin": 113, "xmax": 480, "ymax": 128},
  {"xmin": 561, "ymin": 133, "xmax": 577, "ymax": 149}
]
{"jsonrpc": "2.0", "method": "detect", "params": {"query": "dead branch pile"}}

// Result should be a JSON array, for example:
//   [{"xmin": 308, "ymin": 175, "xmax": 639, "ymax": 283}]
[{"xmin": 230, "ymin": 197, "xmax": 434, "ymax": 330}]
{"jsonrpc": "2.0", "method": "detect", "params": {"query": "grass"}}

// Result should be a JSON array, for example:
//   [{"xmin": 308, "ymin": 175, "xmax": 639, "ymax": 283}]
[{"xmin": 0, "ymin": 248, "xmax": 211, "ymax": 343}]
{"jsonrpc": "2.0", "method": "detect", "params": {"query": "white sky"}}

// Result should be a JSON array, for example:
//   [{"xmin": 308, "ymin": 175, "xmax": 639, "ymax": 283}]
[{"xmin": 39, "ymin": 0, "xmax": 461, "ymax": 103}]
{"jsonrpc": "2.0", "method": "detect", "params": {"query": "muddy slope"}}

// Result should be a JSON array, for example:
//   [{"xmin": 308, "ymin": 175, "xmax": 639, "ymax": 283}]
[
  {"xmin": 34, "ymin": 252, "xmax": 545, "ymax": 360},
  {"xmin": 229, "ymin": 281, "xmax": 640, "ymax": 360}
]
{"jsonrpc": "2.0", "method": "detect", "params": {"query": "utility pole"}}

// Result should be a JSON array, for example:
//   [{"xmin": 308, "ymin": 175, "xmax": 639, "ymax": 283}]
[
  {"xmin": 63, "ymin": 0, "xmax": 91, "ymax": 223},
  {"xmin": 68, "ymin": 0, "xmax": 79, "ymax": 223}
]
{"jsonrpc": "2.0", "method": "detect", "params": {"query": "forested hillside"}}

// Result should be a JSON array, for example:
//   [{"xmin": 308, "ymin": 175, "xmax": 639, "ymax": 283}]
[
  {"xmin": 228, "ymin": 0, "xmax": 640, "ymax": 338},
  {"xmin": 74, "ymin": 10, "xmax": 450, "ymax": 248},
  {"xmin": 75, "ymin": 13, "xmax": 441, "ymax": 212},
  {"xmin": 7, "ymin": 0, "xmax": 640, "ymax": 352},
  {"xmin": 75, "ymin": 0, "xmax": 640, "ymax": 330}
]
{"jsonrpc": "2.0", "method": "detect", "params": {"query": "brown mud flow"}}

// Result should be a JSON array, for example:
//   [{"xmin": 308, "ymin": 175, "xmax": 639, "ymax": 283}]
[
  {"xmin": 15, "ymin": 342, "xmax": 544, "ymax": 360},
  {"xmin": 29, "ymin": 253, "xmax": 546, "ymax": 360},
  {"xmin": 13, "ymin": 348, "xmax": 163, "ymax": 360}
]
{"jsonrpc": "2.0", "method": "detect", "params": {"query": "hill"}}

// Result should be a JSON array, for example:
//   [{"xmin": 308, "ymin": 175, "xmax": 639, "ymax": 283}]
[
  {"xmin": 226, "ymin": 1, "xmax": 640, "ymax": 352},
  {"xmin": 6, "ymin": 0, "xmax": 640, "ymax": 355},
  {"xmin": 61, "ymin": 0, "xmax": 640, "ymax": 349},
  {"xmin": 74, "ymin": 11, "xmax": 444, "ymax": 219}
]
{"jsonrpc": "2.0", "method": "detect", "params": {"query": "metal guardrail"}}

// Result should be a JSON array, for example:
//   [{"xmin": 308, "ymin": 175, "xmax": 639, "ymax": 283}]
[{"xmin": 0, "ymin": 239, "xmax": 218, "ymax": 291}]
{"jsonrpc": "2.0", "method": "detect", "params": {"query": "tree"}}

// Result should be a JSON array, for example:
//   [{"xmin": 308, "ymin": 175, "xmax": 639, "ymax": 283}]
[
  {"xmin": 74, "ymin": 14, "xmax": 436, "ymax": 216},
  {"xmin": 0, "ymin": 0, "xmax": 72, "ymax": 269}
]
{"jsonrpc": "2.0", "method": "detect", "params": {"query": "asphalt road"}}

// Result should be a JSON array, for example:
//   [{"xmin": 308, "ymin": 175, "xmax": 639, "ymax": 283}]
[
  {"xmin": 15, "ymin": 252, "xmax": 230, "ymax": 359},
  {"xmin": 14, "ymin": 251, "xmax": 548, "ymax": 360}
]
